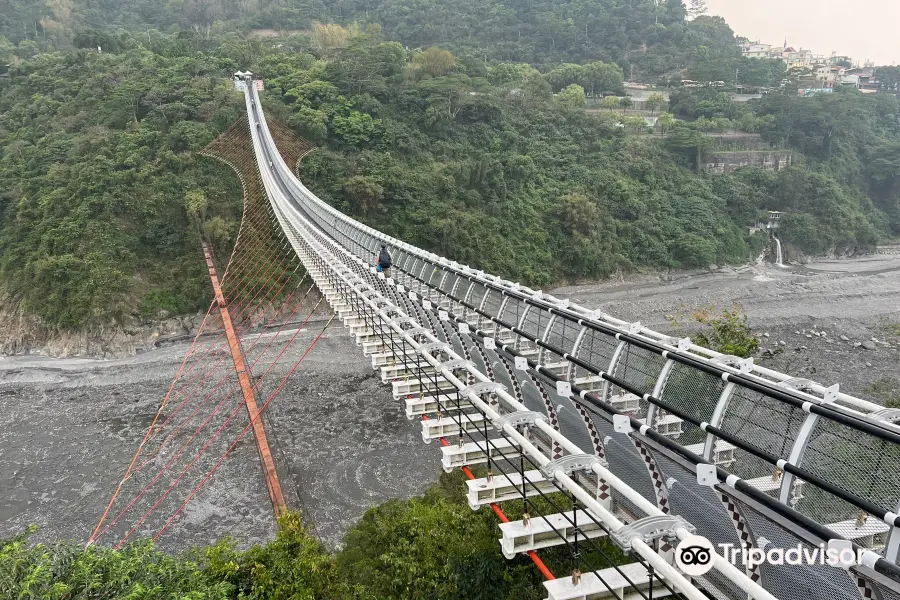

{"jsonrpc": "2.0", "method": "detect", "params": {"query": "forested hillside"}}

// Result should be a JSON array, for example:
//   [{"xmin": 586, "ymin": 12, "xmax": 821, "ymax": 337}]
[
  {"xmin": 0, "ymin": 4, "xmax": 898, "ymax": 332},
  {"xmin": 0, "ymin": 46, "xmax": 244, "ymax": 327},
  {"xmin": 668, "ymin": 87, "xmax": 900, "ymax": 250},
  {"xmin": 0, "ymin": 29, "xmax": 766, "ymax": 328},
  {"xmin": 1, "ymin": 0, "xmax": 782, "ymax": 85}
]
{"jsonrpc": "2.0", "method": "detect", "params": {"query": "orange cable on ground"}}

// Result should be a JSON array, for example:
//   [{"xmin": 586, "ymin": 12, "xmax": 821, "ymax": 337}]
[
  {"xmin": 202, "ymin": 241, "xmax": 286, "ymax": 517},
  {"xmin": 422, "ymin": 415, "xmax": 555, "ymax": 581}
]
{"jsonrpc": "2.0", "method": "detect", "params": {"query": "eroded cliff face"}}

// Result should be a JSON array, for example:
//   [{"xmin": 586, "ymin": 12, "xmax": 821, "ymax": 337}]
[{"xmin": 0, "ymin": 294, "xmax": 205, "ymax": 358}]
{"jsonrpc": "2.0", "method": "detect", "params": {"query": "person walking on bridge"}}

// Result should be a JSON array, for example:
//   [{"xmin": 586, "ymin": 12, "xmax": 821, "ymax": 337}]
[{"xmin": 376, "ymin": 243, "xmax": 392, "ymax": 278}]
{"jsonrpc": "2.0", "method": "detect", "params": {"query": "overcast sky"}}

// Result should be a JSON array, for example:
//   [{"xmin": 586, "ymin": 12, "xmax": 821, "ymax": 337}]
[{"xmin": 705, "ymin": 0, "xmax": 900, "ymax": 65}]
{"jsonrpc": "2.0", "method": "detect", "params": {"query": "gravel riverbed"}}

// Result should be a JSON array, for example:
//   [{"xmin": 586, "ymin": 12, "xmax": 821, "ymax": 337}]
[{"xmin": 1, "ymin": 254, "xmax": 898, "ymax": 551}]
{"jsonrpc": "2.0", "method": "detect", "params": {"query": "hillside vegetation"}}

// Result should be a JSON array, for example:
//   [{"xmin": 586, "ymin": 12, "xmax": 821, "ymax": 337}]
[
  {"xmin": 0, "ymin": 2, "xmax": 898, "ymax": 332},
  {"xmin": 2, "ymin": 22, "xmax": 899, "ymax": 329},
  {"xmin": 0, "ymin": 46, "xmax": 244, "ymax": 327},
  {"xmin": 2, "ymin": 0, "xmax": 785, "ymax": 86},
  {"xmin": 1, "ymin": 471, "xmax": 627, "ymax": 600},
  {"xmin": 0, "ymin": 30, "xmax": 756, "ymax": 328},
  {"xmin": 668, "ymin": 87, "xmax": 900, "ymax": 249}
]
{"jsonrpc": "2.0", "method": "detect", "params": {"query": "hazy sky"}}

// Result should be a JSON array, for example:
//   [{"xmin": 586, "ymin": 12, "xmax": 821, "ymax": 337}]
[{"xmin": 705, "ymin": 0, "xmax": 900, "ymax": 65}]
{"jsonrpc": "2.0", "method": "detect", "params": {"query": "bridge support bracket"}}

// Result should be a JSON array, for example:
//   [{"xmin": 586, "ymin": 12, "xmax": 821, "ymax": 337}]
[
  {"xmin": 611, "ymin": 515, "xmax": 695, "ymax": 552},
  {"xmin": 495, "ymin": 410, "xmax": 543, "ymax": 432},
  {"xmin": 540, "ymin": 453, "xmax": 607, "ymax": 479}
]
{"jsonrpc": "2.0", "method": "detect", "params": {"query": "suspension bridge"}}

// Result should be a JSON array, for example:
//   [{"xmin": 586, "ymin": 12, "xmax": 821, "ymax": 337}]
[{"xmin": 88, "ymin": 76, "xmax": 900, "ymax": 600}]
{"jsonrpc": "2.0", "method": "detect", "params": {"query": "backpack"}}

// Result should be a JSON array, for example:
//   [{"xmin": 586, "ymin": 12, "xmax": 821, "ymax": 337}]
[{"xmin": 378, "ymin": 247, "xmax": 392, "ymax": 267}]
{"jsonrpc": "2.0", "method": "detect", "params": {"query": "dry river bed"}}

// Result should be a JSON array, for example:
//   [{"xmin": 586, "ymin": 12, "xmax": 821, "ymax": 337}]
[{"xmin": 1, "ymin": 254, "xmax": 898, "ymax": 552}]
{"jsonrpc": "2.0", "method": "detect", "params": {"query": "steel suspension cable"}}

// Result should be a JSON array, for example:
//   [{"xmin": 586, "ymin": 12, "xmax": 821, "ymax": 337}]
[
  {"xmin": 98, "ymin": 289, "xmax": 321, "ymax": 542},
  {"xmin": 152, "ymin": 312, "xmax": 337, "ymax": 542},
  {"xmin": 112, "ymin": 298, "xmax": 326, "ymax": 548}
]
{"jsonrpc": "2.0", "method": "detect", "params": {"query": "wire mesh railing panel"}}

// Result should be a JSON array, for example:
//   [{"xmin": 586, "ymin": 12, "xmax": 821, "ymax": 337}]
[
  {"xmin": 881, "ymin": 583, "xmax": 900, "ymax": 600},
  {"xmin": 440, "ymin": 271, "xmax": 461, "ymax": 296},
  {"xmin": 719, "ymin": 387, "xmax": 806, "ymax": 479},
  {"xmin": 550, "ymin": 385, "xmax": 595, "ymax": 455},
  {"xmin": 480, "ymin": 289, "xmax": 504, "ymax": 322},
  {"xmin": 659, "ymin": 362, "xmax": 727, "ymax": 446},
  {"xmin": 519, "ymin": 304, "xmax": 547, "ymax": 341},
  {"xmin": 498, "ymin": 296, "xmax": 526, "ymax": 330},
  {"xmin": 446, "ymin": 328, "xmax": 467, "ymax": 358},
  {"xmin": 611, "ymin": 345, "xmax": 667, "ymax": 398},
  {"xmin": 489, "ymin": 356, "xmax": 517, "ymax": 394},
  {"xmin": 424, "ymin": 264, "xmax": 444, "ymax": 289},
  {"xmin": 797, "ymin": 418, "xmax": 900, "ymax": 524},
  {"xmin": 431, "ymin": 319, "xmax": 449, "ymax": 344},
  {"xmin": 660, "ymin": 362, "xmax": 725, "ymax": 422},
  {"xmin": 590, "ymin": 419, "xmax": 660, "ymax": 517},
  {"xmin": 654, "ymin": 456, "xmax": 746, "ymax": 600},
  {"xmin": 466, "ymin": 281, "xmax": 488, "ymax": 309},
  {"xmin": 468, "ymin": 342, "xmax": 489, "ymax": 376},
  {"xmin": 544, "ymin": 318, "xmax": 582, "ymax": 362},
  {"xmin": 540, "ymin": 345, "xmax": 566, "ymax": 369},
  {"xmin": 513, "ymin": 369, "xmax": 551, "ymax": 416},
  {"xmin": 572, "ymin": 329, "xmax": 620, "ymax": 386},
  {"xmin": 738, "ymin": 495, "xmax": 864, "ymax": 600}
]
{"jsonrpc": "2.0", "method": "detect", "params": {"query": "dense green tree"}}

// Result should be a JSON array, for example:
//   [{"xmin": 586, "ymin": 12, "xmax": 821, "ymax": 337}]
[
  {"xmin": 581, "ymin": 61, "xmax": 625, "ymax": 96},
  {"xmin": 688, "ymin": 0, "xmax": 708, "ymax": 20},
  {"xmin": 737, "ymin": 57, "xmax": 785, "ymax": 88},
  {"xmin": 876, "ymin": 66, "xmax": 900, "ymax": 91},
  {"xmin": 645, "ymin": 92, "xmax": 667, "ymax": 114},
  {"xmin": 0, "ymin": 40, "xmax": 243, "ymax": 326},
  {"xmin": 600, "ymin": 95, "xmax": 620, "ymax": 109},
  {"xmin": 657, "ymin": 112, "xmax": 676, "ymax": 134},
  {"xmin": 624, "ymin": 115, "xmax": 649, "ymax": 132},
  {"xmin": 665, "ymin": 125, "xmax": 713, "ymax": 168},
  {"xmin": 0, "ymin": 0, "xmax": 775, "ymax": 85},
  {"xmin": 410, "ymin": 46, "xmax": 456, "ymax": 78},
  {"xmin": 557, "ymin": 83, "xmax": 586, "ymax": 108}
]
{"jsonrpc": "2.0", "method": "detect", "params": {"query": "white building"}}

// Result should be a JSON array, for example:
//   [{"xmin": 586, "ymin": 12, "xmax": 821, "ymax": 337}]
[{"xmin": 741, "ymin": 42, "xmax": 773, "ymax": 59}]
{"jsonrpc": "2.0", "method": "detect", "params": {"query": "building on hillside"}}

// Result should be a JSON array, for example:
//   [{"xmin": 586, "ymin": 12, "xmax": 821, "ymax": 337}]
[
  {"xmin": 767, "ymin": 211, "xmax": 785, "ymax": 230},
  {"xmin": 765, "ymin": 44, "xmax": 815, "ymax": 70},
  {"xmin": 768, "ymin": 45, "xmax": 793, "ymax": 59},
  {"xmin": 840, "ymin": 74, "xmax": 879, "ymax": 93},
  {"xmin": 739, "ymin": 41, "xmax": 856, "ymax": 80},
  {"xmin": 0, "ymin": 64, "xmax": 8, "ymax": 78},
  {"xmin": 786, "ymin": 49, "xmax": 814, "ymax": 70},
  {"xmin": 811, "ymin": 64, "xmax": 846, "ymax": 87},
  {"xmin": 840, "ymin": 68, "xmax": 879, "ymax": 92},
  {"xmin": 741, "ymin": 42, "xmax": 773, "ymax": 59},
  {"xmin": 827, "ymin": 66, "xmax": 846, "ymax": 86}
]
